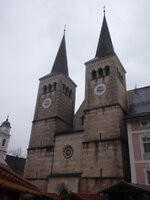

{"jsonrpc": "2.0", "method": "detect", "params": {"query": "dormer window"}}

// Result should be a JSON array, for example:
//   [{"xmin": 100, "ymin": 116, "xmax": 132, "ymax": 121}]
[{"xmin": 91, "ymin": 70, "xmax": 97, "ymax": 80}]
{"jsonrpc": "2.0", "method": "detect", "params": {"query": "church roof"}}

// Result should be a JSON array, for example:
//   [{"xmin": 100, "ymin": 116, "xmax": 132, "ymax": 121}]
[
  {"xmin": 1, "ymin": 118, "xmax": 11, "ymax": 128},
  {"xmin": 128, "ymin": 86, "xmax": 150, "ymax": 118},
  {"xmin": 51, "ymin": 32, "xmax": 69, "ymax": 76},
  {"xmin": 95, "ymin": 15, "xmax": 115, "ymax": 58}
]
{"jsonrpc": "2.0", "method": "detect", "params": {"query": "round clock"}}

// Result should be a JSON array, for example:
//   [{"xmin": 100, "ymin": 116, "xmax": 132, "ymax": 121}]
[
  {"xmin": 42, "ymin": 98, "xmax": 51, "ymax": 108},
  {"xmin": 94, "ymin": 84, "xmax": 106, "ymax": 96}
]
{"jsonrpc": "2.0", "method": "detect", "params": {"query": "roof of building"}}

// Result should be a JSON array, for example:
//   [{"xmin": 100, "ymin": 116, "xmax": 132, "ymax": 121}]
[
  {"xmin": 1, "ymin": 117, "xmax": 11, "ymax": 128},
  {"xmin": 51, "ymin": 32, "xmax": 69, "ymax": 76},
  {"xmin": 0, "ymin": 160, "xmax": 60, "ymax": 199},
  {"xmin": 5, "ymin": 154, "xmax": 26, "ymax": 176},
  {"xmin": 100, "ymin": 181, "xmax": 150, "ymax": 195},
  {"xmin": 95, "ymin": 15, "xmax": 115, "ymax": 58},
  {"xmin": 128, "ymin": 86, "xmax": 150, "ymax": 118}
]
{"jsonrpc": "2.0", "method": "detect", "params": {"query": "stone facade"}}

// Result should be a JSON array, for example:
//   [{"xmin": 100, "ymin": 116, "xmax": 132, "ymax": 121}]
[{"xmin": 24, "ymin": 15, "xmax": 130, "ymax": 194}]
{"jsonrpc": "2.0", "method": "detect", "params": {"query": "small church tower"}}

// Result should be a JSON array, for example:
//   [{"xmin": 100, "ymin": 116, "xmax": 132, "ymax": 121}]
[
  {"xmin": 24, "ymin": 31, "xmax": 76, "ymax": 190},
  {"xmin": 0, "ymin": 117, "xmax": 11, "ymax": 159}
]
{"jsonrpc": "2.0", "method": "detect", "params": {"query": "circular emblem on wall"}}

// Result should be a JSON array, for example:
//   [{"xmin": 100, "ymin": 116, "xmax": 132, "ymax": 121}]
[
  {"xmin": 63, "ymin": 145, "xmax": 73, "ymax": 159},
  {"xmin": 42, "ymin": 98, "xmax": 51, "ymax": 108},
  {"xmin": 94, "ymin": 84, "xmax": 106, "ymax": 96}
]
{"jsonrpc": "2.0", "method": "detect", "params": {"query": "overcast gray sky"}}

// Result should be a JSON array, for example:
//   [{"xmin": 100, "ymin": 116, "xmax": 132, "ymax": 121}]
[{"xmin": 0, "ymin": 0, "xmax": 150, "ymax": 156}]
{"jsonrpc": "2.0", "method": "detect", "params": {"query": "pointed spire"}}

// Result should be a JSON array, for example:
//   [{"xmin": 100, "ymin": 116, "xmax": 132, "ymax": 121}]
[
  {"xmin": 95, "ymin": 13, "xmax": 115, "ymax": 58},
  {"xmin": 51, "ymin": 29, "xmax": 69, "ymax": 76}
]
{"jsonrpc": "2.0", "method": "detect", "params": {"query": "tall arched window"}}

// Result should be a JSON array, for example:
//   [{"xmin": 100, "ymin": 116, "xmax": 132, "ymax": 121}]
[
  {"xmin": 48, "ymin": 84, "xmax": 52, "ymax": 92},
  {"xmin": 69, "ymin": 90, "xmax": 72, "ymax": 97},
  {"xmin": 63, "ymin": 84, "xmax": 66, "ymax": 93},
  {"xmin": 105, "ymin": 65, "xmax": 110, "ymax": 76},
  {"xmin": 43, "ymin": 85, "xmax": 47, "ymax": 94},
  {"xmin": 53, "ymin": 82, "xmax": 57, "ymax": 91},
  {"xmin": 91, "ymin": 70, "xmax": 97, "ymax": 80},
  {"xmin": 2, "ymin": 139, "xmax": 5, "ymax": 147},
  {"xmin": 65, "ymin": 87, "xmax": 69, "ymax": 95},
  {"xmin": 98, "ymin": 68, "xmax": 103, "ymax": 78}
]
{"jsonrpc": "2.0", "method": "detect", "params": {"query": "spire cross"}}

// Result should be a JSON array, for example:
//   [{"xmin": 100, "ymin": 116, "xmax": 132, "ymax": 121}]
[
  {"xmin": 64, "ymin": 25, "xmax": 66, "ymax": 33},
  {"xmin": 103, "ymin": 6, "xmax": 106, "ymax": 15}
]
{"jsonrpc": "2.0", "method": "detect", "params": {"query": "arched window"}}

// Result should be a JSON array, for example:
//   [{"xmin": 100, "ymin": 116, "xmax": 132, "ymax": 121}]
[
  {"xmin": 63, "ymin": 84, "xmax": 66, "ymax": 93},
  {"xmin": 91, "ymin": 70, "xmax": 97, "ymax": 80},
  {"xmin": 2, "ymin": 139, "xmax": 5, "ymax": 147},
  {"xmin": 48, "ymin": 84, "xmax": 52, "ymax": 92},
  {"xmin": 43, "ymin": 85, "xmax": 47, "ymax": 94},
  {"xmin": 69, "ymin": 90, "xmax": 72, "ymax": 97},
  {"xmin": 65, "ymin": 87, "xmax": 69, "ymax": 95},
  {"xmin": 53, "ymin": 82, "xmax": 57, "ymax": 91},
  {"xmin": 98, "ymin": 68, "xmax": 103, "ymax": 78},
  {"xmin": 105, "ymin": 65, "xmax": 110, "ymax": 76}
]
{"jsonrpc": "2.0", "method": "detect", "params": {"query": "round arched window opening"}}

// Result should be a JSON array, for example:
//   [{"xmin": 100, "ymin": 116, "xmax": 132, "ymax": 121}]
[
  {"xmin": 98, "ymin": 68, "xmax": 103, "ymax": 78},
  {"xmin": 91, "ymin": 70, "xmax": 97, "ymax": 80},
  {"xmin": 105, "ymin": 65, "xmax": 110, "ymax": 76}
]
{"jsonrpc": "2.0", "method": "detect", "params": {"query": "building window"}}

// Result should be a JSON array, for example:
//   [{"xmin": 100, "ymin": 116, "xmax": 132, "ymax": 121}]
[
  {"xmin": 91, "ymin": 70, "xmax": 97, "ymax": 80},
  {"xmin": 48, "ymin": 84, "xmax": 52, "ymax": 92},
  {"xmin": 98, "ymin": 68, "xmax": 103, "ymax": 78},
  {"xmin": 43, "ymin": 85, "xmax": 47, "ymax": 94},
  {"xmin": 142, "ymin": 137, "xmax": 150, "ymax": 154},
  {"xmin": 2, "ymin": 139, "xmax": 5, "ymax": 147},
  {"xmin": 140, "ymin": 120, "xmax": 149, "ymax": 127},
  {"xmin": 105, "ymin": 65, "xmax": 110, "ymax": 76},
  {"xmin": 63, "ymin": 84, "xmax": 66, "ymax": 93},
  {"xmin": 81, "ymin": 116, "xmax": 85, "ymax": 125},
  {"xmin": 146, "ymin": 170, "xmax": 150, "ymax": 184},
  {"xmin": 53, "ymin": 82, "xmax": 57, "ymax": 91},
  {"xmin": 69, "ymin": 90, "xmax": 72, "ymax": 97}
]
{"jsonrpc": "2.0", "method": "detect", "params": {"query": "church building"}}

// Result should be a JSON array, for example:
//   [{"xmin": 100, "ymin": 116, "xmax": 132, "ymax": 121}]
[{"xmin": 24, "ymin": 13, "xmax": 131, "ymax": 194}]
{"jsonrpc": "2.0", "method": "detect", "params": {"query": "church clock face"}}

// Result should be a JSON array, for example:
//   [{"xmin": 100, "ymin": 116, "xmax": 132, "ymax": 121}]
[
  {"xmin": 42, "ymin": 98, "xmax": 51, "ymax": 108},
  {"xmin": 94, "ymin": 84, "xmax": 106, "ymax": 96}
]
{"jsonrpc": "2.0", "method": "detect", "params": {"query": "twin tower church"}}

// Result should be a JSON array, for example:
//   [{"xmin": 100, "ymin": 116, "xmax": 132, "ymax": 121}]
[{"xmin": 24, "ymin": 14, "xmax": 130, "ymax": 194}]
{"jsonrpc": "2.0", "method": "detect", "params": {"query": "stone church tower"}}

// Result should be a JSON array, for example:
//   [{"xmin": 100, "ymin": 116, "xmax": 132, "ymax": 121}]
[
  {"xmin": 0, "ymin": 117, "xmax": 11, "ymax": 159},
  {"xmin": 24, "ymin": 14, "xmax": 130, "ymax": 194}
]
